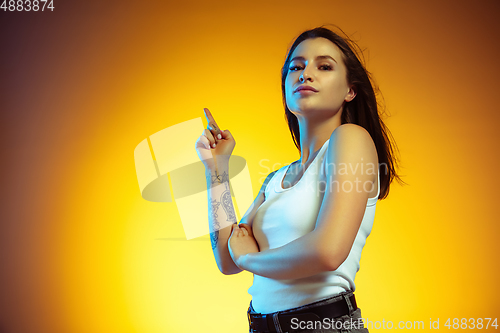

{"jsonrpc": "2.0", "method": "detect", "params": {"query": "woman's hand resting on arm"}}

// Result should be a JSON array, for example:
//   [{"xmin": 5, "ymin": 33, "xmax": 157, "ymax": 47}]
[
  {"xmin": 229, "ymin": 169, "xmax": 278, "ymax": 269},
  {"xmin": 228, "ymin": 224, "xmax": 260, "ymax": 268}
]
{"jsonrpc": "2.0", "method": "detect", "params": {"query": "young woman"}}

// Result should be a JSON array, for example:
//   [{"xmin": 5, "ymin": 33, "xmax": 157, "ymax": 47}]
[{"xmin": 196, "ymin": 27, "xmax": 401, "ymax": 333}]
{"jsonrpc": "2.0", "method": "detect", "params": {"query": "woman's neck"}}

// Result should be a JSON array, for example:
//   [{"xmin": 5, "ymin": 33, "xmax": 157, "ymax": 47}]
[{"xmin": 296, "ymin": 111, "xmax": 342, "ymax": 165}]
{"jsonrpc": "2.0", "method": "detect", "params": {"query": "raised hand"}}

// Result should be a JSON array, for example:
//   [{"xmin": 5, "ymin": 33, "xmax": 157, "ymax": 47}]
[{"xmin": 195, "ymin": 108, "xmax": 235, "ymax": 170}]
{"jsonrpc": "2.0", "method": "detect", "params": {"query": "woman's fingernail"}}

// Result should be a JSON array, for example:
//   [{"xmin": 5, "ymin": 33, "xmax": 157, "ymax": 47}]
[
  {"xmin": 212, "ymin": 143, "xmax": 216, "ymax": 148},
  {"xmin": 217, "ymin": 134, "xmax": 222, "ymax": 140}
]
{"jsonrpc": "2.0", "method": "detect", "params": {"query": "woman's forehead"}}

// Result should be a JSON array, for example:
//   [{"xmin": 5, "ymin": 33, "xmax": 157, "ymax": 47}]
[{"xmin": 291, "ymin": 37, "xmax": 342, "ymax": 60}]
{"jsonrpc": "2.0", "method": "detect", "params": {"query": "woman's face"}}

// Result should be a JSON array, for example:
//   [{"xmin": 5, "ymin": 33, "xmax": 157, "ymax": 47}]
[{"xmin": 285, "ymin": 37, "xmax": 355, "ymax": 118}]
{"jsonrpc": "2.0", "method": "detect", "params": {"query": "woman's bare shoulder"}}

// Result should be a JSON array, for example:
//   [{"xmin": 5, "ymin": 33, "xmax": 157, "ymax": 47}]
[
  {"xmin": 332, "ymin": 123, "xmax": 372, "ymax": 140},
  {"xmin": 328, "ymin": 123, "xmax": 378, "ymax": 164}
]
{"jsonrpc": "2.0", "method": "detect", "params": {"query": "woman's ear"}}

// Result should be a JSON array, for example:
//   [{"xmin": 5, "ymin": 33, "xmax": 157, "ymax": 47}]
[{"xmin": 345, "ymin": 86, "xmax": 357, "ymax": 102}]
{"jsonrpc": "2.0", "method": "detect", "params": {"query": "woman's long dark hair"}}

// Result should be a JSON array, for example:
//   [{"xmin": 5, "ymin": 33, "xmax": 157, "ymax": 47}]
[{"xmin": 282, "ymin": 26, "xmax": 403, "ymax": 199}]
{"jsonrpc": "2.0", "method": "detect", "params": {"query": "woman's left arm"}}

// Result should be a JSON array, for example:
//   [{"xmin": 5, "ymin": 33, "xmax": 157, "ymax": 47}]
[{"xmin": 229, "ymin": 124, "xmax": 379, "ymax": 280}]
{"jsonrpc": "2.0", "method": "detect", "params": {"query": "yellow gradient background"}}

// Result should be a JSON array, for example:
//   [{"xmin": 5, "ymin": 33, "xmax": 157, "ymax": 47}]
[{"xmin": 1, "ymin": 0, "xmax": 499, "ymax": 332}]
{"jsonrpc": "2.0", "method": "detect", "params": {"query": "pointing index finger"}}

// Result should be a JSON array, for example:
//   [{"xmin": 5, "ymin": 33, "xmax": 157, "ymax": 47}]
[{"xmin": 204, "ymin": 108, "xmax": 222, "ymax": 139}]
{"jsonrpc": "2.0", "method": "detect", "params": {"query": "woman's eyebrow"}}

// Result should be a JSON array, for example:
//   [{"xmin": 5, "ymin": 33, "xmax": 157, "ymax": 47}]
[{"xmin": 290, "ymin": 55, "xmax": 337, "ymax": 63}]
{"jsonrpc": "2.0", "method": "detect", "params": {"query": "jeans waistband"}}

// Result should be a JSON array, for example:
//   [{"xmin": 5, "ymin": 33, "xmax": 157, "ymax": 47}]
[{"xmin": 248, "ymin": 291, "xmax": 357, "ymax": 333}]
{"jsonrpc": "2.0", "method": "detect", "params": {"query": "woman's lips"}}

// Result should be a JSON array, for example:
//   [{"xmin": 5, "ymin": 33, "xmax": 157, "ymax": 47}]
[
  {"xmin": 296, "ymin": 89, "xmax": 316, "ymax": 95},
  {"xmin": 294, "ymin": 85, "xmax": 318, "ymax": 94}
]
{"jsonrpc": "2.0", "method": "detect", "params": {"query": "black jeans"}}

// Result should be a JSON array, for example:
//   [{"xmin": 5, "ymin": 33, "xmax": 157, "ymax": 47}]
[{"xmin": 248, "ymin": 291, "xmax": 369, "ymax": 333}]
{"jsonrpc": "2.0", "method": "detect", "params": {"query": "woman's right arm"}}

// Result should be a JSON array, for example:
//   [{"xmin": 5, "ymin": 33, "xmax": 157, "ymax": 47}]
[
  {"xmin": 195, "ymin": 108, "xmax": 272, "ymax": 275},
  {"xmin": 205, "ymin": 166, "xmax": 272, "ymax": 275}
]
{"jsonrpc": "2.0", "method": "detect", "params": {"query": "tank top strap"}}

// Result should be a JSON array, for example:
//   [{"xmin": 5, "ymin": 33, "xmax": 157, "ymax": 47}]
[{"xmin": 367, "ymin": 171, "xmax": 380, "ymax": 206}]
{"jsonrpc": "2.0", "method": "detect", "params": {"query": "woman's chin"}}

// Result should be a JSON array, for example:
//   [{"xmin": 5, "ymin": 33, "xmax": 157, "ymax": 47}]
[
  {"xmin": 290, "ymin": 107, "xmax": 343, "ymax": 124},
  {"xmin": 289, "ymin": 104, "xmax": 318, "ymax": 115},
  {"xmin": 290, "ymin": 106, "xmax": 326, "ymax": 116}
]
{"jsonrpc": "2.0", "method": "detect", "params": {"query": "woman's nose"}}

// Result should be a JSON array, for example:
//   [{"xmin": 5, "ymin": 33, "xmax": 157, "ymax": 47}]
[{"xmin": 299, "ymin": 70, "xmax": 313, "ymax": 83}]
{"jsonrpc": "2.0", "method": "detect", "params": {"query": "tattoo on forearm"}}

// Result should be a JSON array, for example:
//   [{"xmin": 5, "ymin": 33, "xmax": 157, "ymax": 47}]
[
  {"xmin": 221, "ymin": 190, "xmax": 237, "ymax": 222},
  {"xmin": 210, "ymin": 173, "xmax": 221, "ymax": 185},
  {"xmin": 209, "ymin": 170, "xmax": 230, "ymax": 190},
  {"xmin": 207, "ymin": 169, "xmax": 236, "ymax": 250},
  {"xmin": 210, "ymin": 230, "xmax": 219, "ymax": 250},
  {"xmin": 220, "ymin": 171, "xmax": 229, "ymax": 190},
  {"xmin": 209, "ymin": 199, "xmax": 221, "ymax": 250},
  {"xmin": 210, "ymin": 199, "xmax": 221, "ymax": 219}
]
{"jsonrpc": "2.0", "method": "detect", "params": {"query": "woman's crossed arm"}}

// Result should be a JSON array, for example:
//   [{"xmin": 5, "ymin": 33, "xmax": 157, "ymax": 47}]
[{"xmin": 229, "ymin": 124, "xmax": 379, "ymax": 280}]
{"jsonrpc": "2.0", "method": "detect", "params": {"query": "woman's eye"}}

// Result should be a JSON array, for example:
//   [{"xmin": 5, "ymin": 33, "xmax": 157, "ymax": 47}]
[
  {"xmin": 319, "ymin": 64, "xmax": 332, "ymax": 70},
  {"xmin": 289, "ymin": 65, "xmax": 303, "ymax": 71}
]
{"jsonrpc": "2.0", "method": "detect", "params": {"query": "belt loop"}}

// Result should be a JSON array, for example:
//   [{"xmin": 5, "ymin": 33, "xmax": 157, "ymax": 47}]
[
  {"xmin": 343, "ymin": 293, "xmax": 354, "ymax": 313},
  {"xmin": 272, "ymin": 311, "xmax": 283, "ymax": 333}
]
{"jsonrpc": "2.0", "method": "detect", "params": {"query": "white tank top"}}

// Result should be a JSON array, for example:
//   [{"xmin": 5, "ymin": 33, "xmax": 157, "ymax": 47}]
[{"xmin": 248, "ymin": 139, "xmax": 379, "ymax": 314}]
